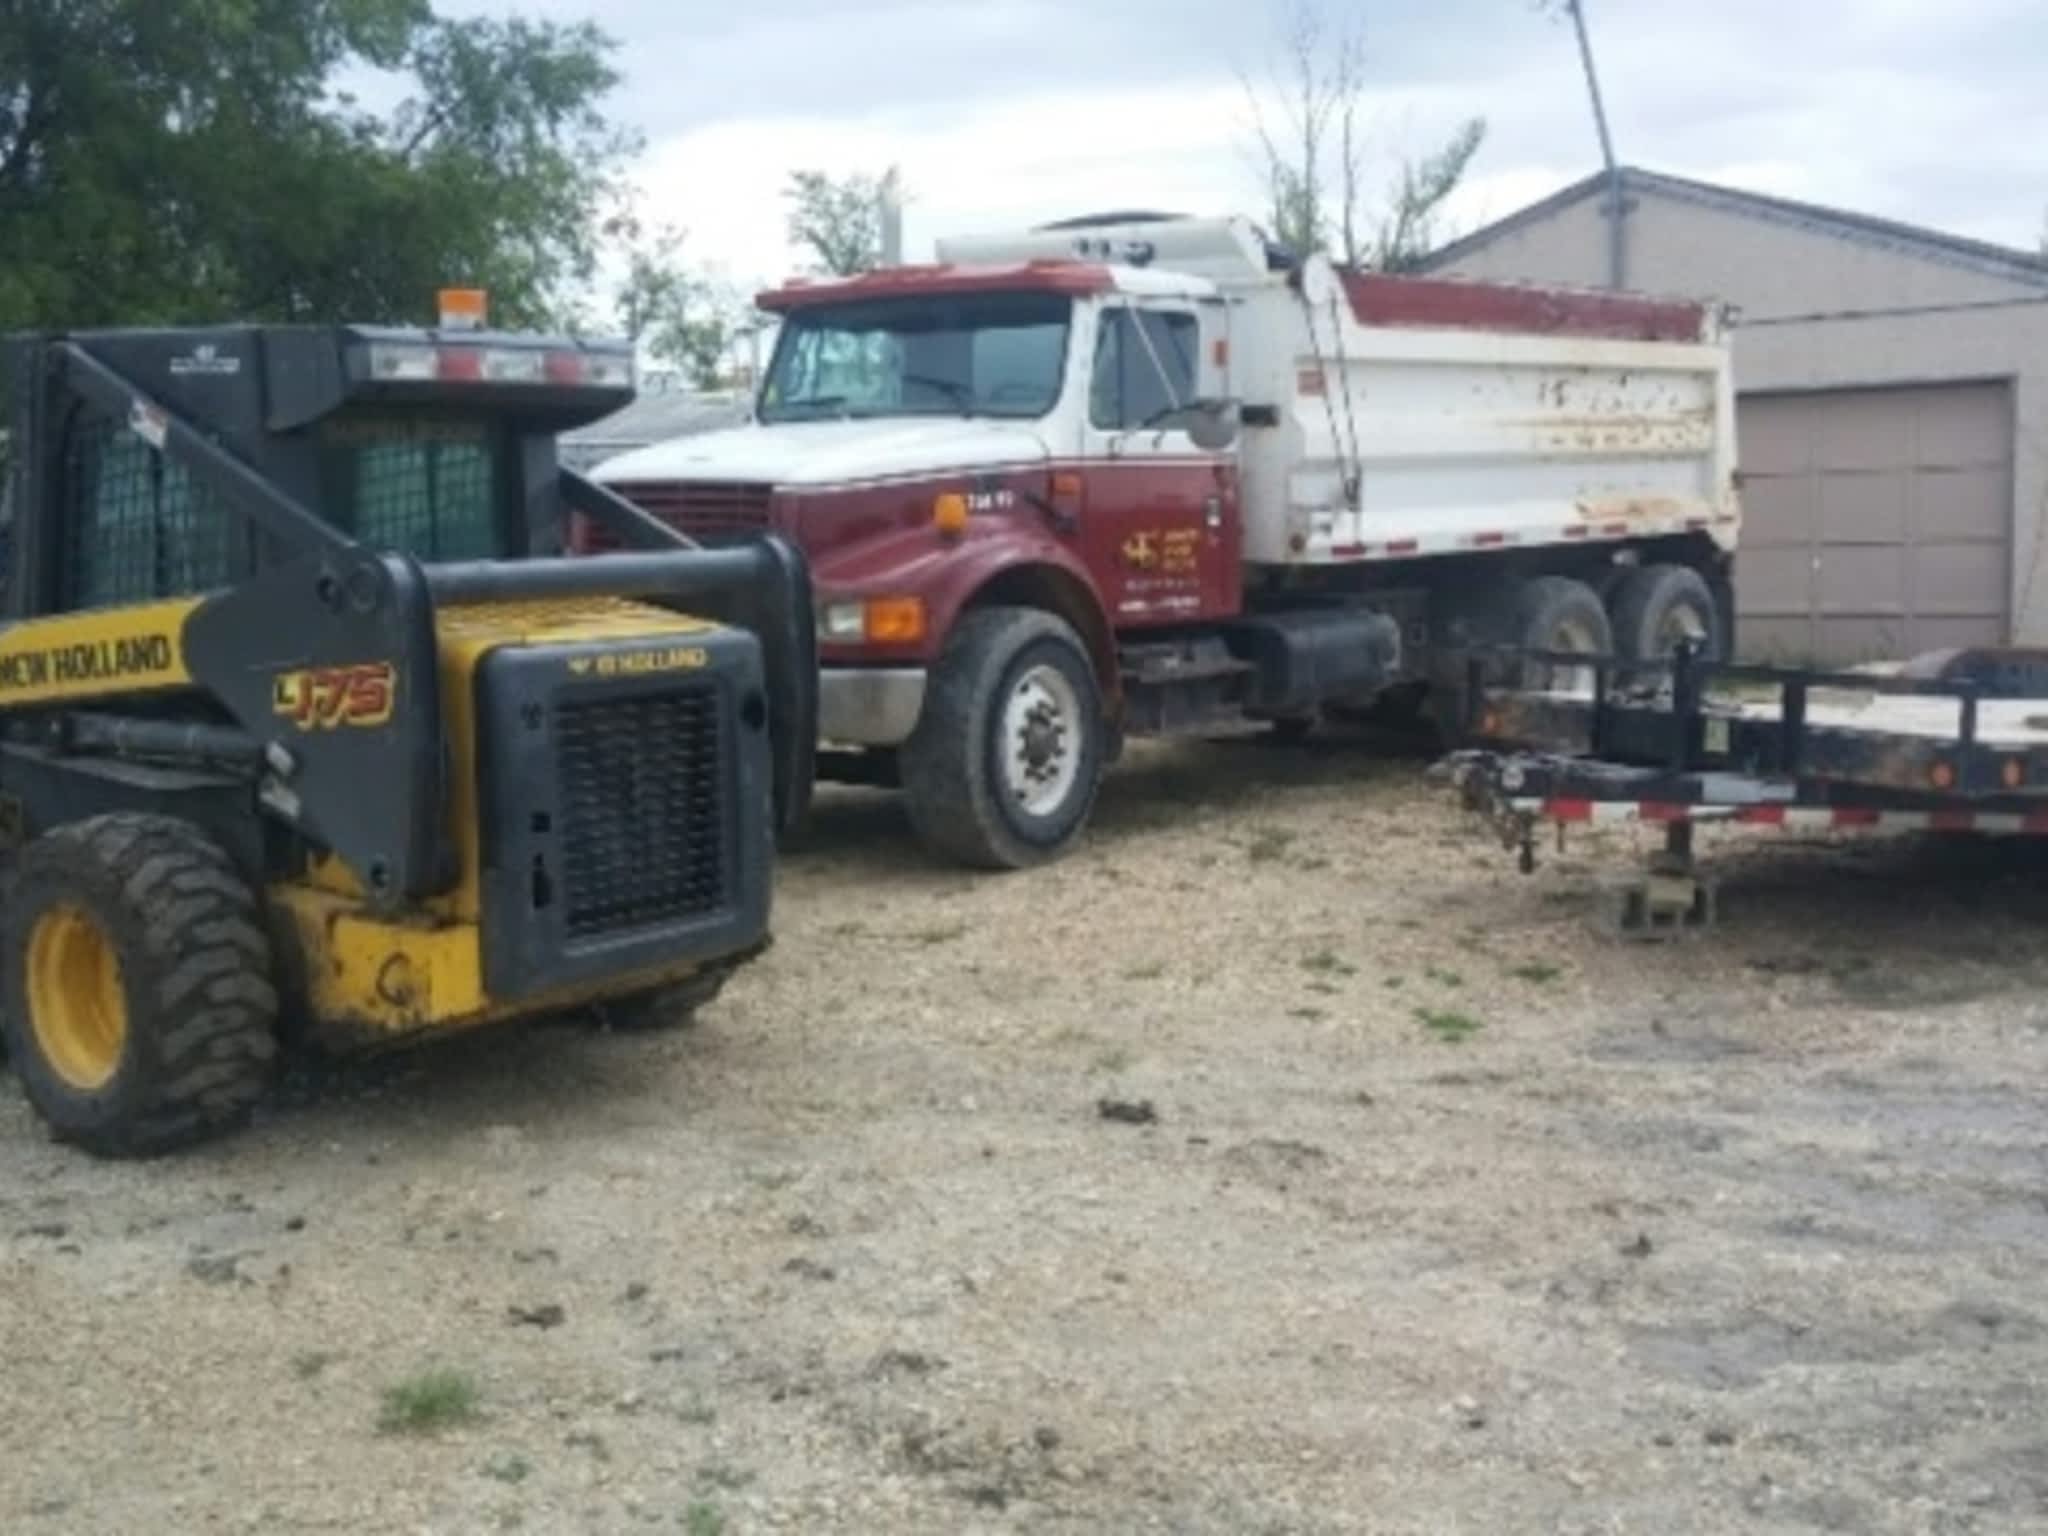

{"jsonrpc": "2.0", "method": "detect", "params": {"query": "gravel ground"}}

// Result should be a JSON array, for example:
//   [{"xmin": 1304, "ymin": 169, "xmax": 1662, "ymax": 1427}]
[{"xmin": 6, "ymin": 730, "xmax": 2048, "ymax": 1534}]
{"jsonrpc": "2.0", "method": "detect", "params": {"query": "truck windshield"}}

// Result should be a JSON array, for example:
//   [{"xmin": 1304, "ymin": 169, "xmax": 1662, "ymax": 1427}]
[{"xmin": 759, "ymin": 292, "xmax": 1070, "ymax": 423}]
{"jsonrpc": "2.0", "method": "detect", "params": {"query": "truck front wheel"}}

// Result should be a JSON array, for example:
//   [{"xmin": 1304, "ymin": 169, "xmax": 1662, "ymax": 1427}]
[{"xmin": 901, "ymin": 606, "xmax": 1106, "ymax": 869}]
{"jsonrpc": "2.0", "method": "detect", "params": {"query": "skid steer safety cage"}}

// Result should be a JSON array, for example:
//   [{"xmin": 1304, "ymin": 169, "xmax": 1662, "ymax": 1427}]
[{"xmin": 60, "ymin": 414, "xmax": 237, "ymax": 609}]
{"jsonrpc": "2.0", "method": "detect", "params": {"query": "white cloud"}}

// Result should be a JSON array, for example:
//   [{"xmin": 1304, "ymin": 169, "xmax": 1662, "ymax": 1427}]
[
  {"xmin": 581, "ymin": 0, "xmax": 2048, "ymax": 304},
  {"xmin": 631, "ymin": 78, "xmax": 1503, "ymax": 289}
]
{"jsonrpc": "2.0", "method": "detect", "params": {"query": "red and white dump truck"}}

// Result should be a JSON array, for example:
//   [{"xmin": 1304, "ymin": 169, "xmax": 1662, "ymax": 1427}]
[{"xmin": 592, "ymin": 214, "xmax": 1737, "ymax": 867}]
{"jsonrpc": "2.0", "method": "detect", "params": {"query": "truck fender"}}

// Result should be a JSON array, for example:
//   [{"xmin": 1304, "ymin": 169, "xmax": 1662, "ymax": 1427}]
[
  {"xmin": 954, "ymin": 557, "xmax": 1120, "ymax": 700},
  {"xmin": 816, "ymin": 523, "xmax": 1118, "ymax": 696}
]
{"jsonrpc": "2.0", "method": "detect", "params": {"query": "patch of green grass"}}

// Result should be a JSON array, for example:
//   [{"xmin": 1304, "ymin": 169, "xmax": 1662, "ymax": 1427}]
[
  {"xmin": 1424, "ymin": 966, "xmax": 1464, "ymax": 989},
  {"xmin": 1300, "ymin": 949, "xmax": 1357, "ymax": 978},
  {"xmin": 684, "ymin": 1501, "xmax": 726, "ymax": 1536},
  {"xmin": 676, "ymin": 1398, "xmax": 716, "ymax": 1426},
  {"xmin": 1123, "ymin": 961, "xmax": 1167, "ymax": 981},
  {"xmin": 1288, "ymin": 1006, "xmax": 1328, "ymax": 1022},
  {"xmin": 907, "ymin": 921, "xmax": 967, "ymax": 945},
  {"xmin": 1245, "ymin": 826, "xmax": 1298, "ymax": 863},
  {"xmin": 378, "ymin": 1369, "xmax": 481, "ymax": 1435},
  {"xmin": 1382, "ymin": 975, "xmax": 1404, "ymax": 990},
  {"xmin": 1415, "ymin": 1007, "xmax": 1485, "ymax": 1044},
  {"xmin": 826, "ymin": 919, "xmax": 867, "ymax": 939},
  {"xmin": 1510, "ymin": 962, "xmax": 1562, "ymax": 985},
  {"xmin": 1092, "ymin": 1046, "xmax": 1134, "ymax": 1074},
  {"xmin": 1294, "ymin": 855, "xmax": 1331, "ymax": 872},
  {"xmin": 696, "ymin": 1462, "xmax": 755, "ymax": 1493}
]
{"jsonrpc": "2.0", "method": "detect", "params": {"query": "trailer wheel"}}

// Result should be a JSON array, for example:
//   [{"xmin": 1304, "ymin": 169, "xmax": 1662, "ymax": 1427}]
[
  {"xmin": 1, "ymin": 814, "xmax": 278, "ymax": 1158},
  {"xmin": 1514, "ymin": 575, "xmax": 1613, "ymax": 696},
  {"xmin": 1610, "ymin": 563, "xmax": 1723, "ymax": 668},
  {"xmin": 901, "ymin": 605, "xmax": 1106, "ymax": 869}
]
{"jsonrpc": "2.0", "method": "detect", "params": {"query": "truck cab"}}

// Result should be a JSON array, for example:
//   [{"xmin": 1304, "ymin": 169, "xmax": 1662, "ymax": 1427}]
[
  {"xmin": 594, "ymin": 255, "xmax": 1251, "ymax": 864},
  {"xmin": 596, "ymin": 214, "xmax": 1736, "ymax": 870}
]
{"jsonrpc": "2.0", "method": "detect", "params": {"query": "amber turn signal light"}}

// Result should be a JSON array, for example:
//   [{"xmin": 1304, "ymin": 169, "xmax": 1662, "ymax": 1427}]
[
  {"xmin": 437, "ymin": 287, "xmax": 488, "ymax": 331},
  {"xmin": 932, "ymin": 492, "xmax": 969, "ymax": 537},
  {"xmin": 865, "ymin": 596, "xmax": 926, "ymax": 645}
]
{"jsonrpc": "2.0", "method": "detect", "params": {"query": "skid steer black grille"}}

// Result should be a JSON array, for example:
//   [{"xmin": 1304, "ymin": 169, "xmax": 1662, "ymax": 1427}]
[{"xmin": 555, "ymin": 686, "xmax": 726, "ymax": 939}]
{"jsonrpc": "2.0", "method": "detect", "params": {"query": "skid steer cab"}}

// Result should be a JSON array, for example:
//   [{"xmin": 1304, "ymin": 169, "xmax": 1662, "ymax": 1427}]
[{"xmin": 0, "ymin": 322, "xmax": 814, "ymax": 1157}]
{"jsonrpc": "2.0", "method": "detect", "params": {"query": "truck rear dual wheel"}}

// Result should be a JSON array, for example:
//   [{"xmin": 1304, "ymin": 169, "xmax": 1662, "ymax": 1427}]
[
  {"xmin": 1514, "ymin": 575, "xmax": 1613, "ymax": 696},
  {"xmin": 1609, "ymin": 563, "xmax": 1724, "ymax": 668},
  {"xmin": 901, "ymin": 605, "xmax": 1106, "ymax": 869},
  {"xmin": 1, "ymin": 814, "xmax": 279, "ymax": 1157}
]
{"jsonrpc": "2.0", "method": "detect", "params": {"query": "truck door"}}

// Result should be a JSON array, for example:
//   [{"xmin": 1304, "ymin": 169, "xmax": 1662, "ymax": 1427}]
[{"xmin": 1079, "ymin": 301, "xmax": 1240, "ymax": 627}]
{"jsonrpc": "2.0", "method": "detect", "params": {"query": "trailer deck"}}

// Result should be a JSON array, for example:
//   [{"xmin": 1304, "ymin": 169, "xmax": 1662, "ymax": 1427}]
[{"xmin": 1444, "ymin": 644, "xmax": 2048, "ymax": 933}]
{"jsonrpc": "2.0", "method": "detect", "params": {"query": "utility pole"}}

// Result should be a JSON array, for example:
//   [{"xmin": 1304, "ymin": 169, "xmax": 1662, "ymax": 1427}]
[
  {"xmin": 1563, "ymin": 0, "xmax": 1626, "ymax": 289},
  {"xmin": 878, "ymin": 166, "xmax": 904, "ymax": 267}
]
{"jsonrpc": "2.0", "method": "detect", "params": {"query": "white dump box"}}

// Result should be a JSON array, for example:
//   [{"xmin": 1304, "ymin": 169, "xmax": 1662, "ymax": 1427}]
[{"xmin": 940, "ymin": 215, "xmax": 1739, "ymax": 576}]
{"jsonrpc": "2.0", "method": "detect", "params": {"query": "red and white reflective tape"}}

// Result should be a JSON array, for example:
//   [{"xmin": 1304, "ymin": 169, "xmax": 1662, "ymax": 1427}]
[
  {"xmin": 1315, "ymin": 511, "xmax": 1737, "ymax": 563},
  {"xmin": 1507, "ymin": 797, "xmax": 2048, "ymax": 836}
]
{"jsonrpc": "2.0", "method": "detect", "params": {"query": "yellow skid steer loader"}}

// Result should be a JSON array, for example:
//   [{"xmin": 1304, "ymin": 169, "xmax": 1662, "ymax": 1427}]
[{"xmin": 0, "ymin": 318, "xmax": 813, "ymax": 1155}]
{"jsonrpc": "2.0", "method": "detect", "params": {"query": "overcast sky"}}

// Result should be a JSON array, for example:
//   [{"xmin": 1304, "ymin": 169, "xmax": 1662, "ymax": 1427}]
[{"xmin": 452, "ymin": 0, "xmax": 2047, "ymax": 292}]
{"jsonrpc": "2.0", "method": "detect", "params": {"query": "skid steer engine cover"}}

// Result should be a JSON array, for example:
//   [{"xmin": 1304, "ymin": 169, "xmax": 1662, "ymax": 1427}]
[{"xmin": 473, "ymin": 623, "xmax": 771, "ymax": 1000}]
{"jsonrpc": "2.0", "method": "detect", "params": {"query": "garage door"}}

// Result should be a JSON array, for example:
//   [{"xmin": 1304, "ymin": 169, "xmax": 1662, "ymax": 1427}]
[{"xmin": 1735, "ymin": 382, "xmax": 2013, "ymax": 665}]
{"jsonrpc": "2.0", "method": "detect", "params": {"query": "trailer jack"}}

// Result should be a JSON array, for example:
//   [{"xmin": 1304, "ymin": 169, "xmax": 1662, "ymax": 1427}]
[{"xmin": 1617, "ymin": 821, "xmax": 1716, "ymax": 939}]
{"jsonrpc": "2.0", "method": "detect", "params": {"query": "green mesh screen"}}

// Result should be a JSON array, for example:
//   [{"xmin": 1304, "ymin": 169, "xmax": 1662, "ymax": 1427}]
[
  {"xmin": 321, "ymin": 415, "xmax": 504, "ymax": 561},
  {"xmin": 63, "ymin": 419, "xmax": 238, "ymax": 609}
]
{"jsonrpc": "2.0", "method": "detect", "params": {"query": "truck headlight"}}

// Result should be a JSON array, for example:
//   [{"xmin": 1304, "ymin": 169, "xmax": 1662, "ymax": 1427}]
[
  {"xmin": 820, "ymin": 597, "xmax": 926, "ymax": 646},
  {"xmin": 823, "ymin": 602, "xmax": 867, "ymax": 642}
]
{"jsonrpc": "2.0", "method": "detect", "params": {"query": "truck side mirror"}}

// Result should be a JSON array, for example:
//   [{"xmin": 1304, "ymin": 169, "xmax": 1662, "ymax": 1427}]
[{"xmin": 1182, "ymin": 397, "xmax": 1240, "ymax": 453}]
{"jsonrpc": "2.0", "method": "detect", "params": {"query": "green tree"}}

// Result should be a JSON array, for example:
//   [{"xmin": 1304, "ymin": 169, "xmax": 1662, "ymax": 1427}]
[
  {"xmin": 1243, "ymin": 1, "xmax": 1486, "ymax": 270},
  {"xmin": 612, "ymin": 219, "xmax": 746, "ymax": 390},
  {"xmin": 1364, "ymin": 117, "xmax": 1488, "ymax": 273},
  {"xmin": 0, "ymin": 2, "xmax": 634, "ymax": 332},
  {"xmin": 783, "ymin": 168, "xmax": 901, "ymax": 276}
]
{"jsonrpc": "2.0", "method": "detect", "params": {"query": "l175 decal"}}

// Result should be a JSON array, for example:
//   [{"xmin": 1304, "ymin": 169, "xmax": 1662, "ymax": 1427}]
[{"xmin": 272, "ymin": 663, "xmax": 397, "ymax": 730}]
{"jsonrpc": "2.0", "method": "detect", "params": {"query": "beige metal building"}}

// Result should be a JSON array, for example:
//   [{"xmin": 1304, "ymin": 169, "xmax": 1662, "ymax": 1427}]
[{"xmin": 1423, "ymin": 167, "xmax": 2048, "ymax": 662}]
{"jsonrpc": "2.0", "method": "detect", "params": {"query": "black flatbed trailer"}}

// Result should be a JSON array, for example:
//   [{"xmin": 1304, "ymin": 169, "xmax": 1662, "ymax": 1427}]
[{"xmin": 1441, "ymin": 643, "xmax": 2048, "ymax": 933}]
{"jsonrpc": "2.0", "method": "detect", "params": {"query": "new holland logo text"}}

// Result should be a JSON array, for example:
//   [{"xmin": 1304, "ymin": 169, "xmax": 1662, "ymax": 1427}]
[
  {"xmin": 273, "ymin": 663, "xmax": 397, "ymax": 730},
  {"xmin": 0, "ymin": 634, "xmax": 175, "ymax": 693},
  {"xmin": 566, "ymin": 645, "xmax": 710, "ymax": 678}
]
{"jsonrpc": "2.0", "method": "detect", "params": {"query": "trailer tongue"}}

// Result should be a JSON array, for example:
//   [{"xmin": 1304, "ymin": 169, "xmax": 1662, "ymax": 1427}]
[{"xmin": 1444, "ymin": 644, "xmax": 2048, "ymax": 934}]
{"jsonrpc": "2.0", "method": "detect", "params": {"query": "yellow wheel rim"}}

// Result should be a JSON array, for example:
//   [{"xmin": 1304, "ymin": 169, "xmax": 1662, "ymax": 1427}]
[{"xmin": 26, "ymin": 904, "xmax": 128, "ymax": 1092}]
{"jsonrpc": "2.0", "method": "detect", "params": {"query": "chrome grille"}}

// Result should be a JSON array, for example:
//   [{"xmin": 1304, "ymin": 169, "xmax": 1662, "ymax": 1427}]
[{"xmin": 616, "ymin": 481, "xmax": 774, "ymax": 543}]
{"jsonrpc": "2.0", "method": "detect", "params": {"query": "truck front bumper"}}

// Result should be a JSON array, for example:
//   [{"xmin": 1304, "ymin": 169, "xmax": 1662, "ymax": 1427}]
[{"xmin": 819, "ymin": 666, "xmax": 927, "ymax": 746}]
